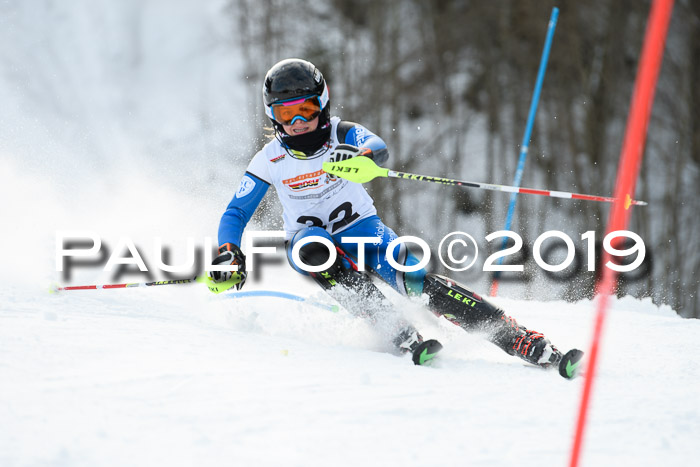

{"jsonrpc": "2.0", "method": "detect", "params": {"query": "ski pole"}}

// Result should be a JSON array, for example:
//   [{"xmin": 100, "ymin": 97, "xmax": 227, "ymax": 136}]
[
  {"xmin": 51, "ymin": 279, "xmax": 339, "ymax": 312},
  {"xmin": 51, "ymin": 274, "xmax": 244, "ymax": 294},
  {"xmin": 221, "ymin": 290, "xmax": 340, "ymax": 312},
  {"xmin": 322, "ymin": 156, "xmax": 648, "ymax": 207},
  {"xmin": 51, "ymin": 277, "xmax": 200, "ymax": 292}
]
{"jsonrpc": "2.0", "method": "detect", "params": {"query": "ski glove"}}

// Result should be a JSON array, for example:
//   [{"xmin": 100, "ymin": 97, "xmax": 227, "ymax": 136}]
[
  {"xmin": 210, "ymin": 243, "xmax": 247, "ymax": 290},
  {"xmin": 330, "ymin": 144, "xmax": 373, "ymax": 163}
]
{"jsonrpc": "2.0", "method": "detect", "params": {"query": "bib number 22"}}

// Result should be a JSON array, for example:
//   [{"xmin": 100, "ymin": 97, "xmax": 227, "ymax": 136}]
[{"xmin": 296, "ymin": 202, "xmax": 359, "ymax": 233}]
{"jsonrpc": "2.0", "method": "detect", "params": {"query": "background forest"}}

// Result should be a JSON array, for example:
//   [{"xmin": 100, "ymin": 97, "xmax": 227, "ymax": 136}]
[
  {"xmin": 1, "ymin": 0, "xmax": 697, "ymax": 317},
  {"xmin": 232, "ymin": 0, "xmax": 700, "ymax": 318}
]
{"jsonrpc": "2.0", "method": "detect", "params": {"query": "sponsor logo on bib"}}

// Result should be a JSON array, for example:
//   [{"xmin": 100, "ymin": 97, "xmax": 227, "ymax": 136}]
[{"xmin": 283, "ymin": 170, "xmax": 325, "ymax": 191}]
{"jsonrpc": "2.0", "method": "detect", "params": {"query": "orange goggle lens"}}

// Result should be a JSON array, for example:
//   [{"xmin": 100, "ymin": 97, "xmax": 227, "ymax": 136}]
[{"xmin": 270, "ymin": 96, "xmax": 322, "ymax": 125}]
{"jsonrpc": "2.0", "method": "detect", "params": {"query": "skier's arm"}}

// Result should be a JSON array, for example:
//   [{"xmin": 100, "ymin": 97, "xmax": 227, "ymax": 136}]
[
  {"xmin": 218, "ymin": 172, "xmax": 270, "ymax": 248},
  {"xmin": 338, "ymin": 121, "xmax": 389, "ymax": 165}
]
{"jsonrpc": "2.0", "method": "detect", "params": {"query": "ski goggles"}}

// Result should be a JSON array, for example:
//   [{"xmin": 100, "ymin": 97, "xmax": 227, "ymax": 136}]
[
  {"xmin": 265, "ymin": 84, "xmax": 329, "ymax": 126},
  {"xmin": 268, "ymin": 95, "xmax": 322, "ymax": 126}
]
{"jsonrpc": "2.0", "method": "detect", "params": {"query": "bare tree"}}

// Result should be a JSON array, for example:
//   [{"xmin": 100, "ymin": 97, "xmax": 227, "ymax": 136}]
[{"xmin": 228, "ymin": 0, "xmax": 699, "ymax": 317}]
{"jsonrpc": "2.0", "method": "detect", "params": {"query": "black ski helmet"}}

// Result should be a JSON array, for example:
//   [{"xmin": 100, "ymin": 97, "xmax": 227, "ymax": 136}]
[{"xmin": 263, "ymin": 58, "xmax": 330, "ymax": 128}]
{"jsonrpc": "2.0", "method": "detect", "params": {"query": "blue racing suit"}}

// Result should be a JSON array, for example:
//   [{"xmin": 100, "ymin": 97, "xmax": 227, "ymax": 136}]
[{"xmin": 218, "ymin": 118, "xmax": 426, "ymax": 296}]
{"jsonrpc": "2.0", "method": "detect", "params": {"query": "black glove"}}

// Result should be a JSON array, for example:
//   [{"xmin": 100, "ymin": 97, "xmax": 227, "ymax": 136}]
[
  {"xmin": 331, "ymin": 144, "xmax": 388, "ymax": 165},
  {"xmin": 210, "ymin": 243, "xmax": 247, "ymax": 290},
  {"xmin": 330, "ymin": 144, "xmax": 373, "ymax": 163}
]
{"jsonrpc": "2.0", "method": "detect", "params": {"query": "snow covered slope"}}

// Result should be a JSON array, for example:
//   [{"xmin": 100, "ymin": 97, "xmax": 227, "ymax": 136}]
[
  {"xmin": 1, "ymin": 258, "xmax": 697, "ymax": 467},
  {"xmin": 1, "ymin": 115, "xmax": 697, "ymax": 465}
]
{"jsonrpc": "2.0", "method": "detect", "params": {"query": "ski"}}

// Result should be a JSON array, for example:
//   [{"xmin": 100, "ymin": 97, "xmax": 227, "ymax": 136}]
[
  {"xmin": 412, "ymin": 339, "xmax": 443, "ymax": 366},
  {"xmin": 558, "ymin": 349, "xmax": 585, "ymax": 379}
]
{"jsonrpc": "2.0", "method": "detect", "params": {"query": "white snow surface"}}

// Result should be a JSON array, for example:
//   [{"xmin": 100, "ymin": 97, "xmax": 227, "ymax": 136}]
[{"xmin": 1, "ymin": 259, "xmax": 698, "ymax": 466}]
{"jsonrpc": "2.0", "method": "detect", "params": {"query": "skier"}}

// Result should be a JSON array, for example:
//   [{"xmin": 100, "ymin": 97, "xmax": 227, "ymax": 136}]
[{"xmin": 210, "ymin": 58, "xmax": 567, "ymax": 369}]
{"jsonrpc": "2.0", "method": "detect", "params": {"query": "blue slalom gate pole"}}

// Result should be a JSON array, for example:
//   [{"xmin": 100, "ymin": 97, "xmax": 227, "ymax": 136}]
[{"xmin": 489, "ymin": 7, "xmax": 559, "ymax": 296}]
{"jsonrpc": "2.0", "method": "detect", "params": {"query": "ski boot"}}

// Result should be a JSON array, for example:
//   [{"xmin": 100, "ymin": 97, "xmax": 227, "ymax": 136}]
[{"xmin": 509, "ymin": 326, "xmax": 562, "ymax": 368}]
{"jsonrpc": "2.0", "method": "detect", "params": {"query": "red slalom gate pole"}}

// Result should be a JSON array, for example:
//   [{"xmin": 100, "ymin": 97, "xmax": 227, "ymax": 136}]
[{"xmin": 568, "ymin": 1, "xmax": 674, "ymax": 467}]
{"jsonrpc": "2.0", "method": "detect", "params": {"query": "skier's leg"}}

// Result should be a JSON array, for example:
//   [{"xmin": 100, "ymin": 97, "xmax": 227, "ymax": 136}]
[
  {"xmin": 309, "ymin": 216, "xmax": 558, "ymax": 367},
  {"xmin": 421, "ymin": 274, "xmax": 561, "ymax": 367},
  {"xmin": 286, "ymin": 226, "xmax": 387, "ymax": 316},
  {"xmin": 286, "ymin": 226, "xmax": 428, "ymax": 355},
  {"xmin": 334, "ymin": 215, "xmax": 426, "ymax": 296}
]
